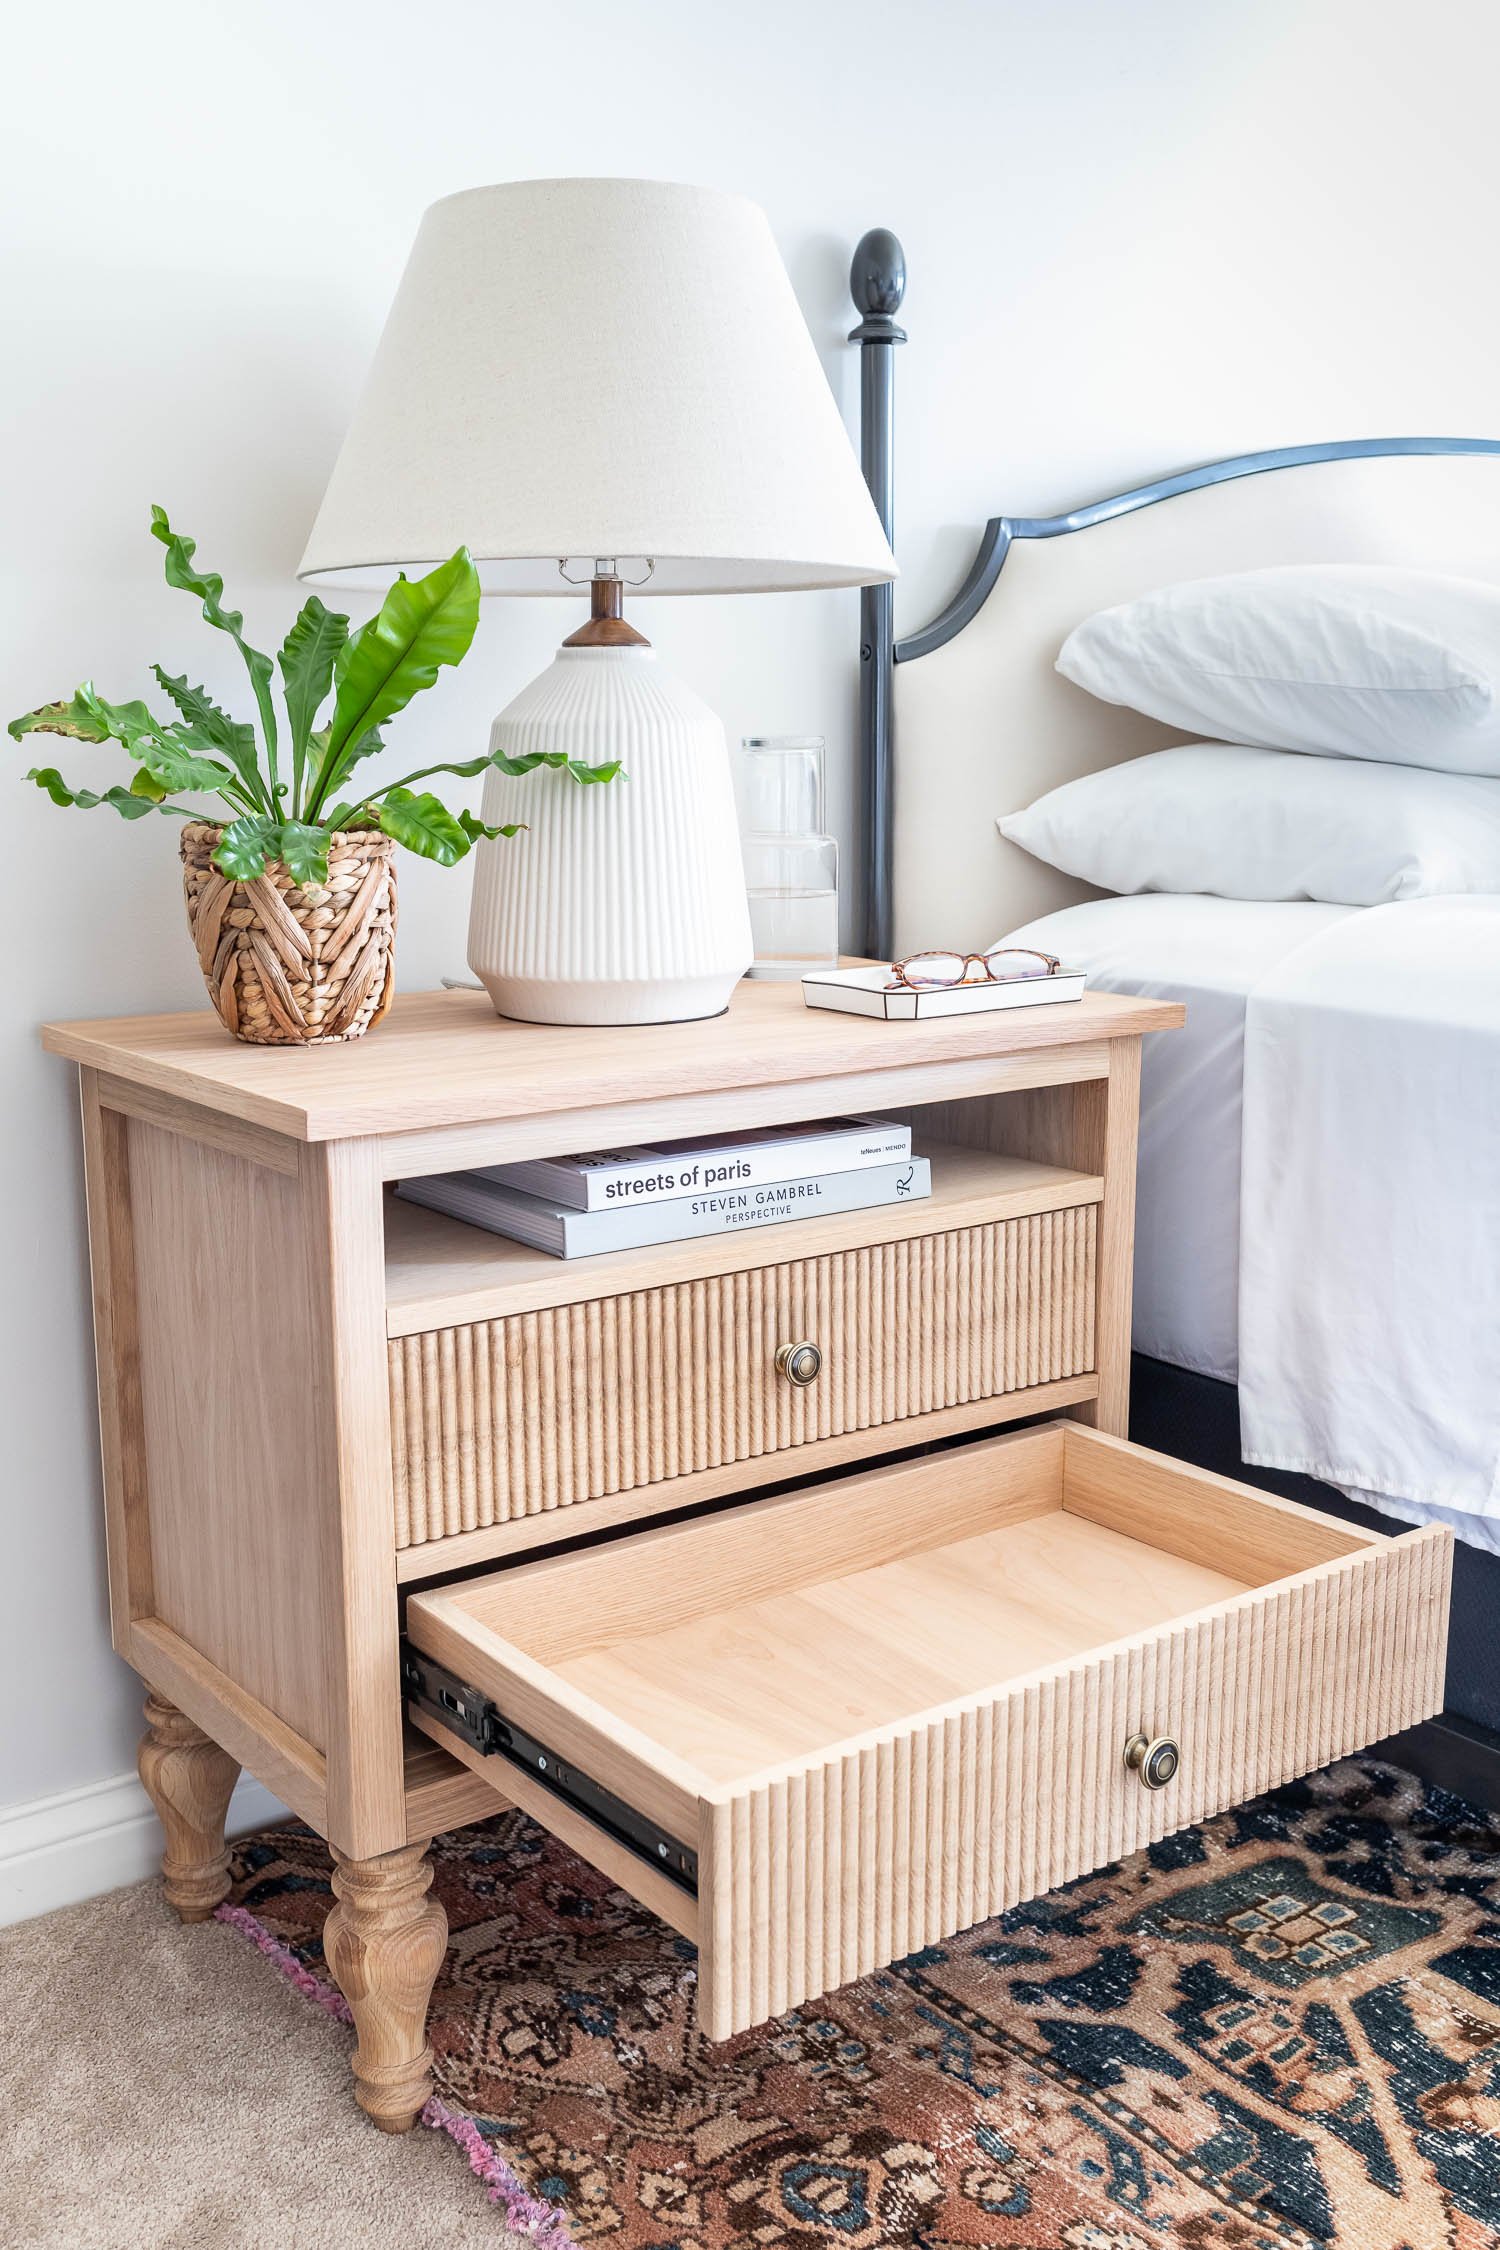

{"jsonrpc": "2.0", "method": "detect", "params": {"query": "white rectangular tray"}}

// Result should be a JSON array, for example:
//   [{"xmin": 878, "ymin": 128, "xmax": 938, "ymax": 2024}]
[{"xmin": 802, "ymin": 964, "xmax": 1087, "ymax": 1019}]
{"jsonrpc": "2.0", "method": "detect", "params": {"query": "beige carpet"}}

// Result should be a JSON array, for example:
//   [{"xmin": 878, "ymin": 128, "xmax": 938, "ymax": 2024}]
[{"xmin": 0, "ymin": 1877, "xmax": 528, "ymax": 2249}]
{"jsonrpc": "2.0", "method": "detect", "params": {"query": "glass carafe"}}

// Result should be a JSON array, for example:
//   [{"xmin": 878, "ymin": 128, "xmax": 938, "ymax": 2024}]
[{"xmin": 735, "ymin": 736, "xmax": 839, "ymax": 980}]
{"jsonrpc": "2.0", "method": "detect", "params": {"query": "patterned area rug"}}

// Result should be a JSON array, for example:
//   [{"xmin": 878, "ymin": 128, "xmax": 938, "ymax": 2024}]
[{"xmin": 224, "ymin": 1758, "xmax": 1500, "ymax": 2248}]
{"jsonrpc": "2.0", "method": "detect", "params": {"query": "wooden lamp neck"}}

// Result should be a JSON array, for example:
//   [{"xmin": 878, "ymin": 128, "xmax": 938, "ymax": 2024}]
[{"xmin": 562, "ymin": 576, "xmax": 651, "ymax": 649}]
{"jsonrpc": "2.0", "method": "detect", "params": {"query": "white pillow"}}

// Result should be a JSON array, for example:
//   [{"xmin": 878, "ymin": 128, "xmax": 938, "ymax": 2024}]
[
  {"xmin": 999, "ymin": 742, "xmax": 1500, "ymax": 906},
  {"xmin": 1056, "ymin": 565, "xmax": 1500, "ymax": 774}
]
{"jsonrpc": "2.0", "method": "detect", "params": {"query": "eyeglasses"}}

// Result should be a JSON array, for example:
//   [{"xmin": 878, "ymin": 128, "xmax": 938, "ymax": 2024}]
[{"xmin": 887, "ymin": 945, "xmax": 1061, "ymax": 990}]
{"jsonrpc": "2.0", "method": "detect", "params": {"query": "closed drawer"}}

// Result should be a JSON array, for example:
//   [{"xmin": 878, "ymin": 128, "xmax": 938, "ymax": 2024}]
[
  {"xmin": 405, "ymin": 1420, "xmax": 1452, "ymax": 2039},
  {"xmin": 389, "ymin": 1203, "xmax": 1096, "ymax": 1548}
]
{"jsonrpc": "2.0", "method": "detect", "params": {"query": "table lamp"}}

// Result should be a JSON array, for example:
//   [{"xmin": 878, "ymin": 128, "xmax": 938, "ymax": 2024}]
[{"xmin": 298, "ymin": 178, "xmax": 896, "ymax": 1025}]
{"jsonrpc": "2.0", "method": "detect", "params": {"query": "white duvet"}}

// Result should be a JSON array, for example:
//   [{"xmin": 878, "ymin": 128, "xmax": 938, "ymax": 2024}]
[
  {"xmin": 1237, "ymin": 896, "xmax": 1500, "ymax": 1549},
  {"xmin": 1004, "ymin": 893, "xmax": 1500, "ymax": 1550}
]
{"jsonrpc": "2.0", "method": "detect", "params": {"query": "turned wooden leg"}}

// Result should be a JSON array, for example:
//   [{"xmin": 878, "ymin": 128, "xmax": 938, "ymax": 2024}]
[
  {"xmin": 137, "ymin": 1692, "xmax": 242, "ymax": 1923},
  {"xmin": 324, "ymin": 1840, "xmax": 448, "ymax": 2133}
]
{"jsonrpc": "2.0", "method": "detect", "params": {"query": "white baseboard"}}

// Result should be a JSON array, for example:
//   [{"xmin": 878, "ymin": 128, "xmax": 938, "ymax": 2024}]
[{"xmin": 0, "ymin": 1766, "xmax": 289, "ymax": 1929}]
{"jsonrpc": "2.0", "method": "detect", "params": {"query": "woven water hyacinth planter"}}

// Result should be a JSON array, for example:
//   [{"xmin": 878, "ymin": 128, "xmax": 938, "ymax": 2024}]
[{"xmin": 182, "ymin": 822, "xmax": 398, "ymax": 1045}]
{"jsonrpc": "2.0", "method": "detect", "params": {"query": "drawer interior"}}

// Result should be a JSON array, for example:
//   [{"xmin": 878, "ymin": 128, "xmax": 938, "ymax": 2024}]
[{"xmin": 407, "ymin": 1421, "xmax": 1382, "ymax": 1805}]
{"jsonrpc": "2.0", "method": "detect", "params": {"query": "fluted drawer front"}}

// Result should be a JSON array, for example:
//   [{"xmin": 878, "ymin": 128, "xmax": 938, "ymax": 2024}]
[
  {"xmin": 388, "ymin": 1206, "xmax": 1096, "ymax": 1548},
  {"xmin": 697, "ymin": 1522, "xmax": 1449, "ymax": 2036}
]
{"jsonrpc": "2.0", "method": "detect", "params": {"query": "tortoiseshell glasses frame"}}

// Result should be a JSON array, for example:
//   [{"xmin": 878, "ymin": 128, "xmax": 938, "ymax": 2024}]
[{"xmin": 886, "ymin": 945, "xmax": 1062, "ymax": 990}]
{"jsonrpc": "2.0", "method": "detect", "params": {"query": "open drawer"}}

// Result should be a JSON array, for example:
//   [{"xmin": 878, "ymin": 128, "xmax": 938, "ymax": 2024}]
[{"xmin": 403, "ymin": 1421, "xmax": 1451, "ymax": 2039}]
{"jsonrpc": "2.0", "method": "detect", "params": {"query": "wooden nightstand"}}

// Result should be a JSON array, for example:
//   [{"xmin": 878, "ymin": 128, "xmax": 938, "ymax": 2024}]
[{"xmin": 43, "ymin": 981, "xmax": 1450, "ymax": 2126}]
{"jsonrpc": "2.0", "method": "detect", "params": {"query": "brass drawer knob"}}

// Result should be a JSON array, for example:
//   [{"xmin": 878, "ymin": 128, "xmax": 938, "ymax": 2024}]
[
  {"xmin": 1124, "ymin": 1732, "xmax": 1180, "ymax": 1790},
  {"xmin": 775, "ymin": 1339, "xmax": 823, "ymax": 1388}
]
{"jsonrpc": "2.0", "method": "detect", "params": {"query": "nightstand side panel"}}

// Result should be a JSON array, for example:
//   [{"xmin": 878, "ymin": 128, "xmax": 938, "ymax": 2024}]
[{"xmin": 126, "ymin": 1115, "xmax": 337, "ymax": 1751}]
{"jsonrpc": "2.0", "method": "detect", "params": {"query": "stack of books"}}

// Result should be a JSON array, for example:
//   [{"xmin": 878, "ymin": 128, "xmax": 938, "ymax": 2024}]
[{"xmin": 395, "ymin": 1117, "xmax": 931, "ymax": 1259}]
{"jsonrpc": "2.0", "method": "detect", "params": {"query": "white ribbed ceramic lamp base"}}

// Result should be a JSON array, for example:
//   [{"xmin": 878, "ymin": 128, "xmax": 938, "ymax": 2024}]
[{"xmin": 466, "ymin": 646, "xmax": 754, "ymax": 1026}]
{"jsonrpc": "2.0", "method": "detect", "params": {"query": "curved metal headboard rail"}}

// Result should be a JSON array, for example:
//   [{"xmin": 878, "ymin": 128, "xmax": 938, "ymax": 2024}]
[{"xmin": 895, "ymin": 435, "xmax": 1500, "ymax": 665}]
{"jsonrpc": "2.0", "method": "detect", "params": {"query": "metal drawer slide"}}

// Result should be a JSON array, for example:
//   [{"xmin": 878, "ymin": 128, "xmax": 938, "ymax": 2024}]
[{"xmin": 400, "ymin": 1642, "xmax": 699, "ymax": 1896}]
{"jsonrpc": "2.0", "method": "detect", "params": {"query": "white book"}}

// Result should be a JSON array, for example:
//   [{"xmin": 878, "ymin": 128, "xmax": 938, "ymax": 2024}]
[
  {"xmin": 801, "ymin": 964, "xmax": 1087, "ymax": 1020},
  {"xmin": 483, "ymin": 1114, "xmax": 911, "ymax": 1211},
  {"xmin": 395, "ymin": 1157, "xmax": 931, "ymax": 1260}
]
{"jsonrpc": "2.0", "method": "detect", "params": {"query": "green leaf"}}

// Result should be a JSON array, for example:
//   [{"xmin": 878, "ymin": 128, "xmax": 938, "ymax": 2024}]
[
  {"xmin": 211, "ymin": 813, "xmax": 281, "ymax": 880},
  {"xmin": 275, "ymin": 821, "xmax": 331, "ymax": 886},
  {"xmin": 9, "ymin": 692, "xmax": 114, "ymax": 744},
  {"xmin": 151, "ymin": 666, "xmax": 247, "ymax": 754},
  {"xmin": 277, "ymin": 597, "xmax": 347, "ymax": 816},
  {"xmin": 56, "ymin": 684, "xmax": 246, "ymax": 814},
  {"xmin": 137, "ymin": 739, "xmax": 242, "ymax": 796},
  {"xmin": 457, "ymin": 807, "xmax": 526, "ymax": 843},
  {"xmin": 309, "ymin": 549, "xmax": 479, "ymax": 816},
  {"xmin": 71, "ymin": 683, "xmax": 168, "ymax": 757},
  {"xmin": 26, "ymin": 766, "xmax": 191, "ymax": 820},
  {"xmin": 34, "ymin": 682, "xmax": 173, "ymax": 762},
  {"xmin": 370, "ymin": 744, "xmax": 624, "ymax": 798},
  {"xmin": 406, "ymin": 750, "xmax": 495, "ymax": 781},
  {"xmin": 490, "ymin": 749, "xmax": 624, "ymax": 786},
  {"xmin": 150, "ymin": 505, "xmax": 279, "ymax": 793},
  {"xmin": 304, "ymin": 723, "xmax": 383, "ymax": 826},
  {"xmin": 152, "ymin": 667, "xmax": 264, "ymax": 809},
  {"xmin": 375, "ymin": 786, "xmax": 471, "ymax": 866},
  {"xmin": 130, "ymin": 766, "xmax": 170, "ymax": 802},
  {"xmin": 11, "ymin": 683, "xmax": 247, "ymax": 818}
]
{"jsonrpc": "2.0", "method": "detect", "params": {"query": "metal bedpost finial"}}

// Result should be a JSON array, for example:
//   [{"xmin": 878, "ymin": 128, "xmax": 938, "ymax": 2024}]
[
  {"xmin": 849, "ymin": 227, "xmax": 904, "ymax": 959},
  {"xmin": 848, "ymin": 229, "xmax": 907, "ymax": 344}
]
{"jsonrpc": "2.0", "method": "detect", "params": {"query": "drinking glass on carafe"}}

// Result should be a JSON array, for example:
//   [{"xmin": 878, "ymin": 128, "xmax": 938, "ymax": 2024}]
[{"xmin": 734, "ymin": 736, "xmax": 839, "ymax": 979}]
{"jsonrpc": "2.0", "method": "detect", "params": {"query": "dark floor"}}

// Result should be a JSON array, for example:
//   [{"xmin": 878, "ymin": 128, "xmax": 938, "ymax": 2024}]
[{"xmin": 1130, "ymin": 1352, "xmax": 1500, "ymax": 1811}]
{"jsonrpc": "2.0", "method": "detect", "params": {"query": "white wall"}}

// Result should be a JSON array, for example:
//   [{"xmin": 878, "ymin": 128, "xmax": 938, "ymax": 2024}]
[{"xmin": 5, "ymin": 0, "xmax": 1500, "ymax": 1874}]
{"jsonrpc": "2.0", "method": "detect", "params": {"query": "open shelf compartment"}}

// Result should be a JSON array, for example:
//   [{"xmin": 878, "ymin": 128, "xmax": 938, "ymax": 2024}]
[{"xmin": 383, "ymin": 1138, "xmax": 1102, "ymax": 1334}]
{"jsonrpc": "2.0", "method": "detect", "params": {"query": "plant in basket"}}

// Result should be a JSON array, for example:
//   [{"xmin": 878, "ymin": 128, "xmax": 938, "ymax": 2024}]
[{"xmin": 9, "ymin": 509, "xmax": 621, "ymax": 1043}]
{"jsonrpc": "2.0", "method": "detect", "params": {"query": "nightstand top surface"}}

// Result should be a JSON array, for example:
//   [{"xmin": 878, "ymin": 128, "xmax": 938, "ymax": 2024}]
[{"xmin": 43, "ymin": 981, "xmax": 1182, "ymax": 1143}]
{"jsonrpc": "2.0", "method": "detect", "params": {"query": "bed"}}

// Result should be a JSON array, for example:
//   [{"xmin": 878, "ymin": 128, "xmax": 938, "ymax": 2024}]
[
  {"xmin": 848, "ymin": 234, "xmax": 1500, "ymax": 1775},
  {"xmin": 996, "ymin": 893, "xmax": 1355, "ymax": 1386}
]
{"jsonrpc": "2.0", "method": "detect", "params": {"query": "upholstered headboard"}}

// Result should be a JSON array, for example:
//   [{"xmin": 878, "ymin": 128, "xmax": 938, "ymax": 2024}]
[
  {"xmin": 846, "ymin": 234, "xmax": 1500, "ymax": 955},
  {"xmin": 891, "ymin": 449, "xmax": 1500, "ymax": 951}
]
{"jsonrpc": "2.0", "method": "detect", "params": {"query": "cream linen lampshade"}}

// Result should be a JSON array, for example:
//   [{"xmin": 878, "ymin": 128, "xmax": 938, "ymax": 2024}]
[{"xmin": 299, "ymin": 179, "xmax": 896, "ymax": 1023}]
